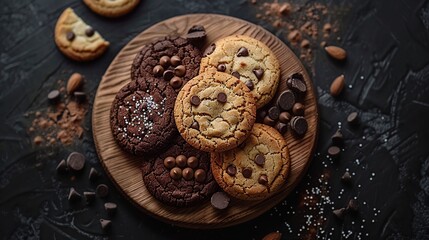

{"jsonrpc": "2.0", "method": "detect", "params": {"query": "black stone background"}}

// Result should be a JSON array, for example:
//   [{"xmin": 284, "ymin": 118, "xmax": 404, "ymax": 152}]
[{"xmin": 1, "ymin": 0, "xmax": 429, "ymax": 239}]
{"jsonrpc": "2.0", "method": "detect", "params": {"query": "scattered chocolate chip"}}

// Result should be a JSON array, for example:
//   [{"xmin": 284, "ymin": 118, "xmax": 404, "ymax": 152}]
[
  {"xmin": 254, "ymin": 154, "xmax": 265, "ymax": 166},
  {"xmin": 257, "ymin": 109, "xmax": 267, "ymax": 121},
  {"xmin": 242, "ymin": 167, "xmax": 253, "ymax": 178},
  {"xmin": 211, "ymin": 192, "xmax": 230, "ymax": 210},
  {"xmin": 170, "ymin": 55, "xmax": 181, "ymax": 67},
  {"xmin": 217, "ymin": 92, "xmax": 227, "ymax": 103},
  {"xmin": 290, "ymin": 116, "xmax": 308, "ymax": 136},
  {"xmin": 258, "ymin": 174, "xmax": 268, "ymax": 185},
  {"xmin": 217, "ymin": 64, "xmax": 226, "ymax": 72},
  {"xmin": 74, "ymin": 91, "xmax": 86, "ymax": 102},
  {"xmin": 56, "ymin": 159, "xmax": 68, "ymax": 173},
  {"xmin": 169, "ymin": 76, "xmax": 182, "ymax": 89},
  {"xmin": 277, "ymin": 90, "xmax": 295, "ymax": 111},
  {"xmin": 89, "ymin": 167, "xmax": 99, "ymax": 181},
  {"xmin": 170, "ymin": 167, "xmax": 182, "ymax": 180},
  {"xmin": 66, "ymin": 31, "xmax": 75, "ymax": 41},
  {"xmin": 190, "ymin": 121, "xmax": 199, "ymax": 130},
  {"xmin": 203, "ymin": 43, "xmax": 216, "ymax": 56},
  {"xmin": 279, "ymin": 112, "xmax": 291, "ymax": 123},
  {"xmin": 66, "ymin": 152, "xmax": 85, "ymax": 172},
  {"xmin": 85, "ymin": 27, "xmax": 95, "ymax": 37},
  {"xmin": 328, "ymin": 146, "xmax": 341, "ymax": 158},
  {"xmin": 153, "ymin": 65, "xmax": 164, "ymax": 77},
  {"xmin": 231, "ymin": 71, "xmax": 240, "ymax": 79},
  {"xmin": 48, "ymin": 90, "xmax": 60, "ymax": 103},
  {"xmin": 268, "ymin": 106, "xmax": 280, "ymax": 120},
  {"xmin": 275, "ymin": 122, "xmax": 288, "ymax": 134},
  {"xmin": 182, "ymin": 167, "xmax": 194, "ymax": 180},
  {"xmin": 347, "ymin": 112, "xmax": 359, "ymax": 125},
  {"xmin": 347, "ymin": 199, "xmax": 359, "ymax": 212},
  {"xmin": 333, "ymin": 208, "xmax": 346, "ymax": 220},
  {"xmin": 263, "ymin": 115, "xmax": 276, "ymax": 126},
  {"xmin": 227, "ymin": 164, "xmax": 237, "ymax": 176},
  {"xmin": 164, "ymin": 156, "xmax": 176, "ymax": 169},
  {"xmin": 253, "ymin": 68, "xmax": 264, "ymax": 80},
  {"xmin": 188, "ymin": 25, "xmax": 206, "ymax": 33},
  {"xmin": 159, "ymin": 56, "xmax": 170, "ymax": 67},
  {"xmin": 175, "ymin": 155, "xmax": 187, "ymax": 168},
  {"xmin": 287, "ymin": 74, "xmax": 307, "ymax": 95},
  {"xmin": 96, "ymin": 184, "xmax": 109, "ymax": 198},
  {"xmin": 68, "ymin": 187, "xmax": 81, "ymax": 202},
  {"xmin": 331, "ymin": 129, "xmax": 344, "ymax": 146},
  {"xmin": 100, "ymin": 219, "xmax": 112, "ymax": 231},
  {"xmin": 292, "ymin": 103, "xmax": 305, "ymax": 116},
  {"xmin": 262, "ymin": 231, "xmax": 282, "ymax": 240},
  {"xmin": 163, "ymin": 70, "xmax": 174, "ymax": 81},
  {"xmin": 104, "ymin": 202, "xmax": 117, "ymax": 216},
  {"xmin": 237, "ymin": 47, "xmax": 249, "ymax": 57},
  {"xmin": 174, "ymin": 65, "xmax": 186, "ymax": 77},
  {"xmin": 245, "ymin": 80, "xmax": 254, "ymax": 90},
  {"xmin": 187, "ymin": 156, "xmax": 199, "ymax": 169},
  {"xmin": 84, "ymin": 191, "xmax": 96, "ymax": 204},
  {"xmin": 190, "ymin": 95, "xmax": 201, "ymax": 106},
  {"xmin": 194, "ymin": 169, "xmax": 206, "ymax": 183},
  {"xmin": 341, "ymin": 171, "xmax": 352, "ymax": 184}
]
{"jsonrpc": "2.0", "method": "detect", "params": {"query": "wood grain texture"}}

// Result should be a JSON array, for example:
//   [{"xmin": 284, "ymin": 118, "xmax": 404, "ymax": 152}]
[{"xmin": 92, "ymin": 14, "xmax": 319, "ymax": 229}]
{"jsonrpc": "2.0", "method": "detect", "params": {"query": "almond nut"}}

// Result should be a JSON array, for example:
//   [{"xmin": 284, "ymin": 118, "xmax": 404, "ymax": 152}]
[
  {"xmin": 67, "ymin": 73, "xmax": 83, "ymax": 94},
  {"xmin": 330, "ymin": 74, "xmax": 345, "ymax": 97},
  {"xmin": 325, "ymin": 46, "xmax": 347, "ymax": 60},
  {"xmin": 262, "ymin": 231, "xmax": 282, "ymax": 240}
]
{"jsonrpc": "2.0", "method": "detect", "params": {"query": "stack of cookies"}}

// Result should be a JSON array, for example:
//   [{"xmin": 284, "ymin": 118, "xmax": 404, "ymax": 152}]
[{"xmin": 110, "ymin": 26, "xmax": 308, "ymax": 208}]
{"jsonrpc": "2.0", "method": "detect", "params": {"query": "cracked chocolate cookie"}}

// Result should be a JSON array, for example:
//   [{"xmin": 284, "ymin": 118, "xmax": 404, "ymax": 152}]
[
  {"xmin": 54, "ymin": 8, "xmax": 109, "ymax": 61},
  {"xmin": 199, "ymin": 35, "xmax": 280, "ymax": 109},
  {"xmin": 131, "ymin": 37, "xmax": 201, "ymax": 91},
  {"xmin": 174, "ymin": 71, "xmax": 256, "ymax": 152},
  {"xmin": 141, "ymin": 135, "xmax": 218, "ymax": 207},
  {"xmin": 110, "ymin": 78, "xmax": 176, "ymax": 155},
  {"xmin": 83, "ymin": 0, "xmax": 140, "ymax": 18},
  {"xmin": 211, "ymin": 123, "xmax": 290, "ymax": 200}
]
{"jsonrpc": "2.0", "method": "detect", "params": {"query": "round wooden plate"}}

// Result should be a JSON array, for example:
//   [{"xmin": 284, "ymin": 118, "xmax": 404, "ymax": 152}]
[{"xmin": 92, "ymin": 14, "xmax": 318, "ymax": 229}]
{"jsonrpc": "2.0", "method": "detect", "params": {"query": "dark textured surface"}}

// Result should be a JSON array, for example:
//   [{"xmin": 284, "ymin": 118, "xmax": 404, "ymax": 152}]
[{"xmin": 0, "ymin": 0, "xmax": 428, "ymax": 239}]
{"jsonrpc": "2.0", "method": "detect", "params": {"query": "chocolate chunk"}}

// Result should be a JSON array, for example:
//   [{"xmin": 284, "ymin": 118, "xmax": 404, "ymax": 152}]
[
  {"xmin": 211, "ymin": 192, "xmax": 230, "ymax": 210},
  {"xmin": 268, "ymin": 106, "xmax": 280, "ymax": 120},
  {"xmin": 159, "ymin": 56, "xmax": 170, "ymax": 67},
  {"xmin": 328, "ymin": 146, "xmax": 341, "ymax": 158},
  {"xmin": 74, "ymin": 91, "xmax": 87, "ymax": 103},
  {"xmin": 245, "ymin": 80, "xmax": 254, "ymax": 90},
  {"xmin": 347, "ymin": 199, "xmax": 359, "ymax": 212},
  {"xmin": 66, "ymin": 31, "xmax": 75, "ymax": 41},
  {"xmin": 279, "ymin": 112, "xmax": 291, "ymax": 123},
  {"xmin": 242, "ymin": 167, "xmax": 253, "ymax": 178},
  {"xmin": 174, "ymin": 65, "xmax": 186, "ymax": 77},
  {"xmin": 258, "ymin": 174, "xmax": 268, "ymax": 185},
  {"xmin": 194, "ymin": 169, "xmax": 206, "ymax": 183},
  {"xmin": 170, "ymin": 55, "xmax": 181, "ymax": 66},
  {"xmin": 203, "ymin": 43, "xmax": 216, "ymax": 56},
  {"xmin": 333, "ymin": 208, "xmax": 346, "ymax": 220},
  {"xmin": 188, "ymin": 25, "xmax": 206, "ymax": 33},
  {"xmin": 290, "ymin": 116, "xmax": 308, "ymax": 136},
  {"xmin": 104, "ymin": 202, "xmax": 117, "ymax": 215},
  {"xmin": 48, "ymin": 90, "xmax": 60, "ymax": 103},
  {"xmin": 182, "ymin": 168, "xmax": 194, "ymax": 180},
  {"xmin": 253, "ymin": 68, "xmax": 264, "ymax": 80},
  {"xmin": 275, "ymin": 122, "xmax": 288, "ymax": 134},
  {"xmin": 56, "ymin": 159, "xmax": 68, "ymax": 173},
  {"xmin": 227, "ymin": 164, "xmax": 237, "ymax": 176},
  {"xmin": 217, "ymin": 64, "xmax": 226, "ymax": 72},
  {"xmin": 153, "ymin": 65, "xmax": 164, "ymax": 77},
  {"xmin": 186, "ymin": 31, "xmax": 207, "ymax": 43},
  {"xmin": 254, "ymin": 154, "xmax": 265, "ymax": 166},
  {"xmin": 68, "ymin": 187, "xmax": 81, "ymax": 202},
  {"xmin": 89, "ymin": 167, "xmax": 99, "ymax": 181},
  {"xmin": 96, "ymin": 184, "xmax": 109, "ymax": 198},
  {"xmin": 100, "ymin": 219, "xmax": 111, "ymax": 231},
  {"xmin": 292, "ymin": 103, "xmax": 305, "ymax": 116},
  {"xmin": 237, "ymin": 47, "xmax": 249, "ymax": 57},
  {"xmin": 331, "ymin": 129, "xmax": 344, "ymax": 146},
  {"xmin": 190, "ymin": 121, "xmax": 199, "ymax": 130},
  {"xmin": 175, "ymin": 155, "xmax": 187, "ymax": 168},
  {"xmin": 85, "ymin": 27, "xmax": 95, "ymax": 37},
  {"xmin": 84, "ymin": 191, "xmax": 96, "ymax": 204},
  {"xmin": 163, "ymin": 70, "xmax": 175, "ymax": 81},
  {"xmin": 341, "ymin": 171, "xmax": 352, "ymax": 184},
  {"xmin": 169, "ymin": 76, "xmax": 183, "ymax": 89},
  {"xmin": 170, "ymin": 167, "xmax": 182, "ymax": 180},
  {"xmin": 190, "ymin": 95, "xmax": 201, "ymax": 106},
  {"xmin": 66, "ymin": 152, "xmax": 85, "ymax": 172},
  {"xmin": 347, "ymin": 112, "xmax": 359, "ymax": 125},
  {"xmin": 164, "ymin": 156, "xmax": 176, "ymax": 169},
  {"xmin": 231, "ymin": 71, "xmax": 240, "ymax": 79},
  {"xmin": 263, "ymin": 116, "xmax": 276, "ymax": 126},
  {"xmin": 187, "ymin": 156, "xmax": 199, "ymax": 169},
  {"xmin": 277, "ymin": 90, "xmax": 295, "ymax": 111},
  {"xmin": 217, "ymin": 92, "xmax": 227, "ymax": 103},
  {"xmin": 287, "ymin": 75, "xmax": 307, "ymax": 95}
]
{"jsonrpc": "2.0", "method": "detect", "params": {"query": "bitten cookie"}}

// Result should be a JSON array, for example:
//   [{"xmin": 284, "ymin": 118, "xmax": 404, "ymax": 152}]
[
  {"xmin": 54, "ymin": 8, "xmax": 109, "ymax": 61},
  {"xmin": 211, "ymin": 123, "xmax": 290, "ymax": 200},
  {"xmin": 141, "ymin": 135, "xmax": 218, "ymax": 207},
  {"xmin": 110, "ymin": 78, "xmax": 176, "ymax": 155},
  {"xmin": 199, "ymin": 35, "xmax": 280, "ymax": 109},
  {"xmin": 174, "ymin": 71, "xmax": 256, "ymax": 152},
  {"xmin": 131, "ymin": 37, "xmax": 201, "ymax": 91},
  {"xmin": 83, "ymin": 0, "xmax": 140, "ymax": 18}
]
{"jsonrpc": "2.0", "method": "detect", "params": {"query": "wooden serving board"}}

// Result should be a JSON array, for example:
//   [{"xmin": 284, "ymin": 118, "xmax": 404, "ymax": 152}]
[{"xmin": 92, "ymin": 14, "xmax": 318, "ymax": 229}]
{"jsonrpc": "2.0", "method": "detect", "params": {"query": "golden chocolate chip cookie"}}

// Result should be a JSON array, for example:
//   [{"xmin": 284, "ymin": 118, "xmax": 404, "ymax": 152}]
[
  {"xmin": 174, "ymin": 70, "xmax": 256, "ymax": 152},
  {"xmin": 199, "ymin": 35, "xmax": 280, "ymax": 109},
  {"xmin": 54, "ymin": 8, "xmax": 109, "ymax": 61},
  {"xmin": 83, "ymin": 0, "xmax": 140, "ymax": 18},
  {"xmin": 211, "ymin": 123, "xmax": 290, "ymax": 200}
]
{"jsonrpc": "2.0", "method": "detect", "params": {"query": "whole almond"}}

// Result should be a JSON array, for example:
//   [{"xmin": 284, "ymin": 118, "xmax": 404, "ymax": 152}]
[
  {"xmin": 67, "ymin": 73, "xmax": 83, "ymax": 94},
  {"xmin": 262, "ymin": 231, "xmax": 282, "ymax": 240},
  {"xmin": 325, "ymin": 46, "xmax": 347, "ymax": 60},
  {"xmin": 330, "ymin": 74, "xmax": 345, "ymax": 97}
]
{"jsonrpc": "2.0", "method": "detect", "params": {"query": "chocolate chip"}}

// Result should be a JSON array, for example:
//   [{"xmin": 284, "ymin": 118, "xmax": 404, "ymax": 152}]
[
  {"xmin": 275, "ymin": 122, "xmax": 288, "ymax": 134},
  {"xmin": 153, "ymin": 65, "xmax": 164, "ymax": 77},
  {"xmin": 66, "ymin": 31, "xmax": 75, "ymax": 41},
  {"xmin": 74, "ymin": 91, "xmax": 87, "ymax": 103},
  {"xmin": 231, "ymin": 71, "xmax": 240, "ymax": 79},
  {"xmin": 163, "ymin": 70, "xmax": 174, "ymax": 81},
  {"xmin": 190, "ymin": 121, "xmax": 199, "ymax": 130},
  {"xmin": 48, "ymin": 90, "xmax": 60, "ymax": 103},
  {"xmin": 96, "ymin": 184, "xmax": 109, "ymax": 198},
  {"xmin": 186, "ymin": 31, "xmax": 207, "ymax": 43},
  {"xmin": 203, "ymin": 43, "xmax": 216, "ymax": 56},
  {"xmin": 84, "ymin": 191, "xmax": 96, "ymax": 204},
  {"xmin": 254, "ymin": 154, "xmax": 265, "ymax": 166},
  {"xmin": 292, "ymin": 103, "xmax": 305, "ymax": 116},
  {"xmin": 66, "ymin": 152, "xmax": 85, "ymax": 172},
  {"xmin": 279, "ymin": 112, "xmax": 291, "ymax": 123},
  {"xmin": 347, "ymin": 199, "xmax": 359, "ymax": 212},
  {"xmin": 187, "ymin": 156, "xmax": 199, "ymax": 169},
  {"xmin": 164, "ymin": 156, "xmax": 176, "ymax": 169},
  {"xmin": 290, "ymin": 116, "xmax": 308, "ymax": 136},
  {"xmin": 257, "ymin": 109, "xmax": 267, "ymax": 122},
  {"xmin": 268, "ymin": 106, "xmax": 280, "ymax": 120},
  {"xmin": 89, "ymin": 167, "xmax": 99, "ymax": 181},
  {"xmin": 263, "ymin": 115, "xmax": 276, "ymax": 126},
  {"xmin": 211, "ymin": 191, "xmax": 230, "ymax": 210},
  {"xmin": 217, "ymin": 64, "xmax": 226, "ymax": 72},
  {"xmin": 333, "ymin": 208, "xmax": 346, "ymax": 220},
  {"xmin": 188, "ymin": 25, "xmax": 206, "ymax": 33},
  {"xmin": 68, "ymin": 187, "xmax": 81, "ymax": 202},
  {"xmin": 245, "ymin": 80, "xmax": 254, "ymax": 90},
  {"xmin": 159, "ymin": 56, "xmax": 170, "ymax": 67},
  {"xmin": 170, "ymin": 55, "xmax": 181, "ymax": 67},
  {"xmin": 174, "ymin": 65, "xmax": 186, "ymax": 77},
  {"xmin": 341, "ymin": 171, "xmax": 352, "ymax": 184},
  {"xmin": 182, "ymin": 167, "xmax": 194, "ymax": 180},
  {"xmin": 227, "ymin": 164, "xmax": 237, "ymax": 176},
  {"xmin": 100, "ymin": 219, "xmax": 112, "ymax": 231},
  {"xmin": 253, "ymin": 68, "xmax": 264, "ymax": 80},
  {"xmin": 331, "ymin": 129, "xmax": 344, "ymax": 146},
  {"xmin": 175, "ymin": 155, "xmax": 187, "ymax": 168},
  {"xmin": 328, "ymin": 146, "xmax": 341, "ymax": 158},
  {"xmin": 242, "ymin": 167, "xmax": 253, "ymax": 178},
  {"xmin": 347, "ymin": 112, "xmax": 359, "ymax": 125},
  {"xmin": 277, "ymin": 90, "xmax": 295, "ymax": 111},
  {"xmin": 217, "ymin": 92, "xmax": 227, "ymax": 103},
  {"xmin": 56, "ymin": 159, "xmax": 67, "ymax": 173},
  {"xmin": 169, "ymin": 76, "xmax": 182, "ymax": 89},
  {"xmin": 258, "ymin": 174, "xmax": 268, "ymax": 185},
  {"xmin": 105, "ymin": 202, "xmax": 117, "ymax": 215},
  {"xmin": 287, "ymin": 75, "xmax": 307, "ymax": 95},
  {"xmin": 237, "ymin": 47, "xmax": 249, "ymax": 57},
  {"xmin": 190, "ymin": 95, "xmax": 201, "ymax": 106},
  {"xmin": 85, "ymin": 27, "xmax": 95, "ymax": 37},
  {"xmin": 170, "ymin": 167, "xmax": 182, "ymax": 180},
  {"xmin": 194, "ymin": 169, "xmax": 206, "ymax": 182}
]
